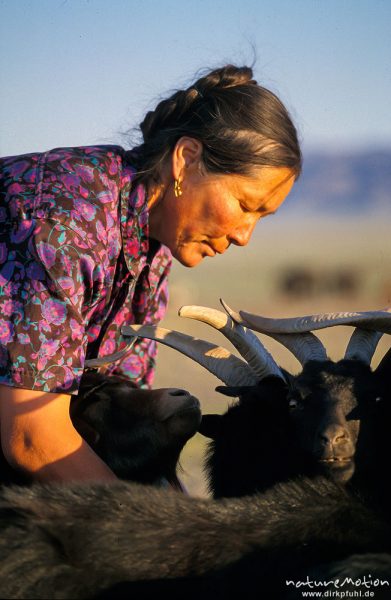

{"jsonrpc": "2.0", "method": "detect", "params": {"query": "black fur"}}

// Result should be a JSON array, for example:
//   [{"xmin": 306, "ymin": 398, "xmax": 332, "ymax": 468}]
[{"xmin": 0, "ymin": 477, "xmax": 390, "ymax": 599}]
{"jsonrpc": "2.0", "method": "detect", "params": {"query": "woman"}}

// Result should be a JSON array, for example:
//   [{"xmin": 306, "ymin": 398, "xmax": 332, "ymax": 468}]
[{"xmin": 0, "ymin": 65, "xmax": 301, "ymax": 483}]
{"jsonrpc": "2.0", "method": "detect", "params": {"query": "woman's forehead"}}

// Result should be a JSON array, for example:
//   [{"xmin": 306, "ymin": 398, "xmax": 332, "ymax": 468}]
[{"xmin": 226, "ymin": 167, "xmax": 295, "ymax": 204}]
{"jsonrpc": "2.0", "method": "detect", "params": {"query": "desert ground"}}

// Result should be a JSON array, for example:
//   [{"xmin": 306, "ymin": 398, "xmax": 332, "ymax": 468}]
[{"xmin": 153, "ymin": 217, "xmax": 391, "ymax": 496}]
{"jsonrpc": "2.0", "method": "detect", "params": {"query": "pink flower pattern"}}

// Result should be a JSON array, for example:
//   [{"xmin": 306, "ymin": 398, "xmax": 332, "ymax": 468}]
[{"xmin": 0, "ymin": 146, "xmax": 171, "ymax": 393}]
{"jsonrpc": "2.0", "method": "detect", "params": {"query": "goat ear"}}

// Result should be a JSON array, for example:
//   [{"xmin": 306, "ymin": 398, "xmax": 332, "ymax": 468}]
[
  {"xmin": 198, "ymin": 414, "xmax": 222, "ymax": 439},
  {"xmin": 215, "ymin": 385, "xmax": 252, "ymax": 397},
  {"xmin": 280, "ymin": 369, "xmax": 294, "ymax": 386},
  {"xmin": 375, "ymin": 346, "xmax": 391, "ymax": 377},
  {"xmin": 374, "ymin": 346, "xmax": 391, "ymax": 399}
]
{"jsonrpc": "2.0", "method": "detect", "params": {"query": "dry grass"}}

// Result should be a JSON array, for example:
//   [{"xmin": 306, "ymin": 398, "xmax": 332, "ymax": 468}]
[{"xmin": 153, "ymin": 218, "xmax": 391, "ymax": 497}]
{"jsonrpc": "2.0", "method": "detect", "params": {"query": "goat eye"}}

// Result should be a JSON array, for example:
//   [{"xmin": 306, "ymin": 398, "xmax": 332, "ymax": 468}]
[
  {"xmin": 375, "ymin": 397, "xmax": 383, "ymax": 403},
  {"xmin": 289, "ymin": 398, "xmax": 301, "ymax": 410}
]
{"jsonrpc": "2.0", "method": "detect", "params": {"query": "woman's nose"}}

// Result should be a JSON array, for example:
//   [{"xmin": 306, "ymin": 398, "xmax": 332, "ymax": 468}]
[{"xmin": 228, "ymin": 216, "xmax": 257, "ymax": 247}]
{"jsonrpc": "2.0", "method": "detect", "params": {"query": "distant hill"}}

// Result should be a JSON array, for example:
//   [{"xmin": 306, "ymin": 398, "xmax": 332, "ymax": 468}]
[{"xmin": 282, "ymin": 149, "xmax": 391, "ymax": 216}]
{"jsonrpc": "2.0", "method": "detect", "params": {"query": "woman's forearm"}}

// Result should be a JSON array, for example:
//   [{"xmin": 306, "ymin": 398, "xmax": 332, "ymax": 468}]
[
  {"xmin": 29, "ymin": 437, "xmax": 118, "ymax": 483},
  {"xmin": 0, "ymin": 385, "xmax": 117, "ymax": 483}
]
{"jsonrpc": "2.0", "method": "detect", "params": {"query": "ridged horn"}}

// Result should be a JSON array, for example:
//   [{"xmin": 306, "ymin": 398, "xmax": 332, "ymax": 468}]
[
  {"xmin": 344, "ymin": 328, "xmax": 384, "ymax": 364},
  {"xmin": 235, "ymin": 307, "xmax": 391, "ymax": 334},
  {"xmin": 267, "ymin": 332, "xmax": 327, "ymax": 364},
  {"xmin": 120, "ymin": 325, "xmax": 258, "ymax": 386},
  {"xmin": 220, "ymin": 299, "xmax": 327, "ymax": 365},
  {"xmin": 178, "ymin": 305, "xmax": 284, "ymax": 380}
]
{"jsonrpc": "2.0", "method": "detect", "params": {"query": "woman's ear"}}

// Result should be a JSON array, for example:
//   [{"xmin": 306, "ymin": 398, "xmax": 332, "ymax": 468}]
[{"xmin": 171, "ymin": 137, "xmax": 203, "ymax": 179}]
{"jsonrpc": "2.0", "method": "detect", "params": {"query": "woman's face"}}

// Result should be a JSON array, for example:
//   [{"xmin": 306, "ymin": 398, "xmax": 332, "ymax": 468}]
[{"xmin": 148, "ymin": 140, "xmax": 295, "ymax": 267}]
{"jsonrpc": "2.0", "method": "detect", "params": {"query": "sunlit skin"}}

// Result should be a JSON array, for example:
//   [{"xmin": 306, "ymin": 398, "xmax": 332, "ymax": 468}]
[{"xmin": 148, "ymin": 137, "xmax": 295, "ymax": 267}]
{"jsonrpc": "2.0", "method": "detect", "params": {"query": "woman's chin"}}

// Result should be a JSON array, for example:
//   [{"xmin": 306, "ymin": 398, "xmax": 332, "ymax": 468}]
[
  {"xmin": 175, "ymin": 254, "xmax": 204, "ymax": 268},
  {"xmin": 173, "ymin": 245, "xmax": 207, "ymax": 268}
]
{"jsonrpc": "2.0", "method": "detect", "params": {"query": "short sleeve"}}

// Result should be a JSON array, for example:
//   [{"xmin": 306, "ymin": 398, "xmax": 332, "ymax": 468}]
[{"xmin": 0, "ymin": 218, "xmax": 96, "ymax": 394}]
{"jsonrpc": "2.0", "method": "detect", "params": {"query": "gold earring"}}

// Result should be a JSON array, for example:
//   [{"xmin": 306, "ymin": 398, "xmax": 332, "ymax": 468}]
[{"xmin": 174, "ymin": 179, "xmax": 183, "ymax": 197}]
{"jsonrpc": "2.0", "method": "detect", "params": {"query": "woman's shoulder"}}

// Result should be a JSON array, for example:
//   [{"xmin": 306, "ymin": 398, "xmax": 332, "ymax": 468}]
[
  {"xmin": 1, "ymin": 144, "xmax": 136, "ymax": 208},
  {"xmin": 44, "ymin": 144, "xmax": 126, "ymax": 163},
  {"xmin": 42, "ymin": 145, "xmax": 133, "ymax": 184},
  {"xmin": 1, "ymin": 145, "xmax": 130, "ymax": 176}
]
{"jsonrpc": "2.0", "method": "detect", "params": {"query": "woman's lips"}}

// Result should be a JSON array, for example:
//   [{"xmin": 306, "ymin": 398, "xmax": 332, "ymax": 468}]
[
  {"xmin": 202, "ymin": 241, "xmax": 227, "ymax": 256},
  {"xmin": 203, "ymin": 242, "xmax": 216, "ymax": 257}
]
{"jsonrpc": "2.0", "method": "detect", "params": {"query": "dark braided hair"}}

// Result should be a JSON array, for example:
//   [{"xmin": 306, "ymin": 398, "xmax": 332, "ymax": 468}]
[{"xmin": 126, "ymin": 65, "xmax": 302, "ymax": 183}]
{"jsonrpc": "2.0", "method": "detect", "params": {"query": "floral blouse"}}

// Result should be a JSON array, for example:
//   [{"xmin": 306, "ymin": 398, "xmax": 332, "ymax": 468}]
[{"xmin": 0, "ymin": 145, "xmax": 172, "ymax": 393}]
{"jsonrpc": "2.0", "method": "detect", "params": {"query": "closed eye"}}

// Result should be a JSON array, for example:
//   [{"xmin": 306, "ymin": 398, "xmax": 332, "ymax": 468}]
[
  {"xmin": 239, "ymin": 202, "xmax": 252, "ymax": 213},
  {"xmin": 240, "ymin": 200, "xmax": 278, "ymax": 219}
]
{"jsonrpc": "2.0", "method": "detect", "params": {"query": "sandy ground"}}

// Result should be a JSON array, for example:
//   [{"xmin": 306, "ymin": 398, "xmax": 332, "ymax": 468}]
[{"xmin": 153, "ymin": 218, "xmax": 391, "ymax": 496}]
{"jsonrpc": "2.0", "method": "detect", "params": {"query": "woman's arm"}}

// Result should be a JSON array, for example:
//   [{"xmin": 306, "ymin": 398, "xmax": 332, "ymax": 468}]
[{"xmin": 0, "ymin": 385, "xmax": 117, "ymax": 483}]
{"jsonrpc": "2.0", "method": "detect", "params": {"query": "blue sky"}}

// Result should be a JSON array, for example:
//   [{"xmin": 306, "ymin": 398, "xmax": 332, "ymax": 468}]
[{"xmin": 1, "ymin": 0, "xmax": 390, "ymax": 156}]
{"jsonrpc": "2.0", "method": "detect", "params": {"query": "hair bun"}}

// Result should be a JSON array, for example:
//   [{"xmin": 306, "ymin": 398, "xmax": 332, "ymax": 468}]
[{"xmin": 195, "ymin": 65, "xmax": 257, "ymax": 95}]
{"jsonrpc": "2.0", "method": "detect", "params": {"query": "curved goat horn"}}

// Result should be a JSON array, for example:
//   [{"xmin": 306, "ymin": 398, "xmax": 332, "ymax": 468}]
[
  {"xmin": 344, "ymin": 328, "xmax": 384, "ymax": 364},
  {"xmin": 234, "ymin": 307, "xmax": 391, "ymax": 334},
  {"xmin": 220, "ymin": 299, "xmax": 327, "ymax": 365},
  {"xmin": 85, "ymin": 337, "xmax": 137, "ymax": 369},
  {"xmin": 178, "ymin": 305, "xmax": 284, "ymax": 380},
  {"xmin": 120, "ymin": 325, "xmax": 258, "ymax": 386}
]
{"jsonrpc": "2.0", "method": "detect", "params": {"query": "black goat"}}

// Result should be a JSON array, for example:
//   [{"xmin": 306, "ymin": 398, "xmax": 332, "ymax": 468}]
[
  {"xmin": 0, "ymin": 371, "xmax": 201, "ymax": 488},
  {"xmin": 200, "ymin": 351, "xmax": 391, "ymax": 506}
]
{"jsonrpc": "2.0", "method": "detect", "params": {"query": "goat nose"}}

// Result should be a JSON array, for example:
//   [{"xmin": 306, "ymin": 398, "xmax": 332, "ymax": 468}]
[
  {"xmin": 169, "ymin": 389, "xmax": 190, "ymax": 397},
  {"xmin": 155, "ymin": 388, "xmax": 200, "ymax": 421},
  {"xmin": 318, "ymin": 424, "xmax": 349, "ymax": 446}
]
